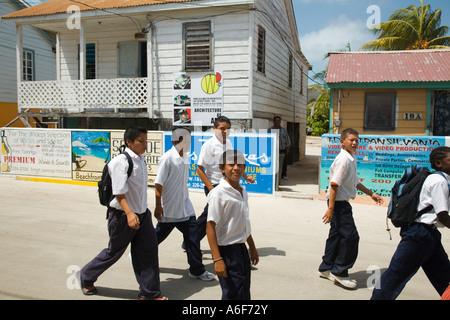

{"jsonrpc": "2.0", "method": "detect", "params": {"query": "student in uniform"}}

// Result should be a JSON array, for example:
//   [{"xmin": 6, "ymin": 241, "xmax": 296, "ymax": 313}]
[
  {"xmin": 371, "ymin": 146, "xmax": 450, "ymax": 300},
  {"xmin": 196, "ymin": 116, "xmax": 254, "ymax": 243},
  {"xmin": 80, "ymin": 126, "xmax": 165, "ymax": 300},
  {"xmin": 319, "ymin": 128, "xmax": 383, "ymax": 289},
  {"xmin": 206, "ymin": 150, "xmax": 259, "ymax": 300},
  {"xmin": 154, "ymin": 127, "xmax": 214, "ymax": 281}
]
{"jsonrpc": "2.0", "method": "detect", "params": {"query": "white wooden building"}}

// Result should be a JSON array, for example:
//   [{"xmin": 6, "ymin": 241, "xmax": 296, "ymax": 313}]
[
  {"xmin": 0, "ymin": 0, "xmax": 56, "ymax": 127},
  {"xmin": 3, "ymin": 0, "xmax": 311, "ymax": 159}
]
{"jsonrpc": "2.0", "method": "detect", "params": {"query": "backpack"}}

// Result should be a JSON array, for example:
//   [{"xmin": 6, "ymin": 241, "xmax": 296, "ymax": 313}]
[
  {"xmin": 98, "ymin": 150, "xmax": 133, "ymax": 213},
  {"xmin": 386, "ymin": 166, "xmax": 449, "ymax": 235}
]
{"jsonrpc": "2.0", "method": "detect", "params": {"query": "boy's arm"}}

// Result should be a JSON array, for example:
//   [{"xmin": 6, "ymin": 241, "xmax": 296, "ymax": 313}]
[
  {"xmin": 356, "ymin": 183, "xmax": 384, "ymax": 205},
  {"xmin": 246, "ymin": 235, "xmax": 259, "ymax": 266},
  {"xmin": 323, "ymin": 184, "xmax": 338, "ymax": 224},
  {"xmin": 437, "ymin": 211, "xmax": 450, "ymax": 229},
  {"xmin": 115, "ymin": 194, "xmax": 140, "ymax": 230},
  {"xmin": 154, "ymin": 183, "xmax": 164, "ymax": 221},
  {"xmin": 197, "ymin": 165, "xmax": 214, "ymax": 191},
  {"xmin": 206, "ymin": 221, "xmax": 227, "ymax": 278}
]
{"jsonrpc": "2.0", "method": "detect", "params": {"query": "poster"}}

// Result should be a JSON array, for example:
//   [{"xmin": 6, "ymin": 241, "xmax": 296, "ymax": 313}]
[
  {"xmin": 164, "ymin": 132, "xmax": 277, "ymax": 194},
  {"xmin": 1, "ymin": 128, "xmax": 72, "ymax": 178},
  {"xmin": 320, "ymin": 134, "xmax": 450, "ymax": 197},
  {"xmin": 72, "ymin": 131, "xmax": 111, "ymax": 182},
  {"xmin": 173, "ymin": 72, "xmax": 223, "ymax": 126}
]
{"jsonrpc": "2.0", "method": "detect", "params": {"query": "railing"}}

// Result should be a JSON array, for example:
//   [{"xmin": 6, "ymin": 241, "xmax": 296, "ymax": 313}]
[{"xmin": 18, "ymin": 78, "xmax": 149, "ymax": 111}]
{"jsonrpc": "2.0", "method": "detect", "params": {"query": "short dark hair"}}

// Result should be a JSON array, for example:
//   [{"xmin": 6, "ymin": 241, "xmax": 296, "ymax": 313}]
[
  {"xmin": 430, "ymin": 146, "xmax": 450, "ymax": 171},
  {"xmin": 340, "ymin": 128, "xmax": 359, "ymax": 140},
  {"xmin": 124, "ymin": 125, "xmax": 147, "ymax": 146},
  {"xmin": 273, "ymin": 116, "xmax": 281, "ymax": 121},
  {"xmin": 219, "ymin": 150, "xmax": 246, "ymax": 171},
  {"xmin": 213, "ymin": 116, "xmax": 231, "ymax": 127}
]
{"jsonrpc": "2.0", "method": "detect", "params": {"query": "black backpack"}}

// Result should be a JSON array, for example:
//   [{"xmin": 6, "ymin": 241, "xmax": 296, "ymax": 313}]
[
  {"xmin": 386, "ymin": 166, "xmax": 449, "ymax": 234},
  {"xmin": 98, "ymin": 151, "xmax": 133, "ymax": 214}
]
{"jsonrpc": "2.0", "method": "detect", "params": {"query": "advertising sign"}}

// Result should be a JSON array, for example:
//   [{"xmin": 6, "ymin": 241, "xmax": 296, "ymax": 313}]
[
  {"xmin": 163, "ymin": 132, "xmax": 277, "ymax": 194},
  {"xmin": 1, "ymin": 128, "xmax": 72, "ymax": 178},
  {"xmin": 173, "ymin": 72, "xmax": 223, "ymax": 126},
  {"xmin": 320, "ymin": 134, "xmax": 450, "ymax": 197}
]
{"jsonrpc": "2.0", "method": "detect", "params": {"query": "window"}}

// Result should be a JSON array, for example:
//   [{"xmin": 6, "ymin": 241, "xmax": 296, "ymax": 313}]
[
  {"xmin": 78, "ymin": 43, "xmax": 96, "ymax": 79},
  {"xmin": 257, "ymin": 26, "xmax": 266, "ymax": 74},
  {"xmin": 183, "ymin": 21, "xmax": 212, "ymax": 71},
  {"xmin": 299, "ymin": 66, "xmax": 304, "ymax": 95},
  {"xmin": 288, "ymin": 54, "xmax": 293, "ymax": 88},
  {"xmin": 22, "ymin": 49, "xmax": 34, "ymax": 81},
  {"xmin": 364, "ymin": 92, "xmax": 397, "ymax": 131}
]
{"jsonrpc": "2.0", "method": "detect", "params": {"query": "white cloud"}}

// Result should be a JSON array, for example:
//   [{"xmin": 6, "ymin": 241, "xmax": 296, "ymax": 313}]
[{"xmin": 300, "ymin": 15, "xmax": 374, "ymax": 74}]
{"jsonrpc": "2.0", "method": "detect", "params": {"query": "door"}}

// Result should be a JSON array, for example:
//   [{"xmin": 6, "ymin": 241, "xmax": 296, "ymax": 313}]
[{"xmin": 433, "ymin": 90, "xmax": 450, "ymax": 136}]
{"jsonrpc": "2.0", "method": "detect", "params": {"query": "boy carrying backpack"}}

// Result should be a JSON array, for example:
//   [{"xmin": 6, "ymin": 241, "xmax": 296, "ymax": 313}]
[{"xmin": 372, "ymin": 146, "xmax": 450, "ymax": 300}]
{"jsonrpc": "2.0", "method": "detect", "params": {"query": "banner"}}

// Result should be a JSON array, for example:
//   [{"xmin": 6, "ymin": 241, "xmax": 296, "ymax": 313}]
[
  {"xmin": 320, "ymin": 134, "xmax": 450, "ymax": 197},
  {"xmin": 163, "ymin": 132, "xmax": 277, "ymax": 194},
  {"xmin": 1, "ymin": 128, "xmax": 72, "ymax": 178},
  {"xmin": 173, "ymin": 72, "xmax": 223, "ymax": 126}
]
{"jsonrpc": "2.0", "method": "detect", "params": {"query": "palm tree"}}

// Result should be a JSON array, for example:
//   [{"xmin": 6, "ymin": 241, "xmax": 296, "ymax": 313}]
[{"xmin": 361, "ymin": 0, "xmax": 450, "ymax": 50}]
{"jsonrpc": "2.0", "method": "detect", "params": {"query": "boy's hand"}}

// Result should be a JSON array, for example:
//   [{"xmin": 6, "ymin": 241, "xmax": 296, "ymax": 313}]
[
  {"xmin": 244, "ymin": 175, "xmax": 255, "ymax": 184},
  {"xmin": 126, "ymin": 212, "xmax": 140, "ymax": 230},
  {"xmin": 322, "ymin": 208, "xmax": 334, "ymax": 224},
  {"xmin": 371, "ymin": 193, "xmax": 384, "ymax": 205},
  {"xmin": 154, "ymin": 206, "xmax": 164, "ymax": 221},
  {"xmin": 214, "ymin": 260, "xmax": 227, "ymax": 278},
  {"xmin": 249, "ymin": 247, "xmax": 259, "ymax": 266}
]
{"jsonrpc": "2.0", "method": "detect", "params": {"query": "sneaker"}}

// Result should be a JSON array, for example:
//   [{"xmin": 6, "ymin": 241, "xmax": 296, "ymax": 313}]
[
  {"xmin": 332, "ymin": 275, "xmax": 357, "ymax": 289},
  {"xmin": 189, "ymin": 271, "xmax": 215, "ymax": 281},
  {"xmin": 318, "ymin": 270, "xmax": 333, "ymax": 281},
  {"xmin": 282, "ymin": 176, "xmax": 288, "ymax": 180}
]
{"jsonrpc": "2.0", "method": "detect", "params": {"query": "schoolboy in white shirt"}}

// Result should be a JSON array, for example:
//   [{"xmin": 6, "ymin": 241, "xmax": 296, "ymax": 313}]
[
  {"xmin": 319, "ymin": 128, "xmax": 383, "ymax": 289},
  {"xmin": 372, "ymin": 146, "xmax": 450, "ymax": 300},
  {"xmin": 80, "ymin": 126, "xmax": 165, "ymax": 300},
  {"xmin": 206, "ymin": 150, "xmax": 259, "ymax": 300},
  {"xmin": 196, "ymin": 116, "xmax": 254, "ymax": 243},
  {"xmin": 154, "ymin": 127, "xmax": 214, "ymax": 281}
]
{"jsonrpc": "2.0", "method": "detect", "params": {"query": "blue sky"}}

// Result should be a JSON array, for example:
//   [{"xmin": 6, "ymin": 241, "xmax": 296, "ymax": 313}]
[{"xmin": 293, "ymin": 0, "xmax": 450, "ymax": 83}]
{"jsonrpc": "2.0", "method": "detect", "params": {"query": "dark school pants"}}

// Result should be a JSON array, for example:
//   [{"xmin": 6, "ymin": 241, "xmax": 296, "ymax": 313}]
[
  {"xmin": 319, "ymin": 200, "xmax": 360, "ymax": 277},
  {"xmin": 80, "ymin": 208, "xmax": 161, "ymax": 299},
  {"xmin": 155, "ymin": 215, "xmax": 206, "ymax": 276},
  {"xmin": 218, "ymin": 243, "xmax": 251, "ymax": 300},
  {"xmin": 371, "ymin": 222, "xmax": 450, "ymax": 300}
]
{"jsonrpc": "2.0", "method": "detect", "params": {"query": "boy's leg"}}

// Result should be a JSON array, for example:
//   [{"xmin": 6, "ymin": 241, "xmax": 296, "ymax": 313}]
[
  {"xmin": 196, "ymin": 186, "xmax": 214, "ymax": 241},
  {"xmin": 371, "ymin": 223, "xmax": 433, "ymax": 300},
  {"xmin": 421, "ymin": 230, "xmax": 450, "ymax": 296},
  {"xmin": 155, "ymin": 221, "xmax": 175, "ymax": 244},
  {"xmin": 218, "ymin": 244, "xmax": 251, "ymax": 300},
  {"xmin": 177, "ymin": 216, "xmax": 205, "ymax": 276},
  {"xmin": 130, "ymin": 209, "xmax": 161, "ymax": 299},
  {"xmin": 80, "ymin": 208, "xmax": 134, "ymax": 287},
  {"xmin": 331, "ymin": 201, "xmax": 359, "ymax": 277}
]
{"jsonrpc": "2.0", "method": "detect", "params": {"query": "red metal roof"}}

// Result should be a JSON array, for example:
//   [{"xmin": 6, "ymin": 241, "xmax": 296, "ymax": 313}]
[{"xmin": 325, "ymin": 50, "xmax": 450, "ymax": 84}]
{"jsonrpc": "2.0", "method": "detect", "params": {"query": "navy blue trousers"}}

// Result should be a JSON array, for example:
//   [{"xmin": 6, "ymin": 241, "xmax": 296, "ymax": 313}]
[
  {"xmin": 155, "ymin": 215, "xmax": 205, "ymax": 276},
  {"xmin": 371, "ymin": 223, "xmax": 450, "ymax": 300},
  {"xmin": 80, "ymin": 208, "xmax": 161, "ymax": 299},
  {"xmin": 196, "ymin": 185, "xmax": 217, "ymax": 241},
  {"xmin": 319, "ymin": 201, "xmax": 360, "ymax": 277},
  {"xmin": 218, "ymin": 243, "xmax": 251, "ymax": 300}
]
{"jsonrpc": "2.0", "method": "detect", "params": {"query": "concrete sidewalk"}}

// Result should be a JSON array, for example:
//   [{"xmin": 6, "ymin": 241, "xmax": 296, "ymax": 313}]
[{"xmin": 0, "ymin": 137, "xmax": 448, "ymax": 300}]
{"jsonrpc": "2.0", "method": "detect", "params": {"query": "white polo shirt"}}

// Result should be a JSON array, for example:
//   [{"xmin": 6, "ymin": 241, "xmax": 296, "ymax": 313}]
[
  {"xmin": 154, "ymin": 146, "xmax": 195, "ymax": 223},
  {"xmin": 207, "ymin": 178, "xmax": 251, "ymax": 246},
  {"xmin": 198, "ymin": 135, "xmax": 233, "ymax": 185},
  {"xmin": 108, "ymin": 148, "xmax": 148, "ymax": 214},
  {"xmin": 327, "ymin": 149, "xmax": 359, "ymax": 201},
  {"xmin": 416, "ymin": 172, "xmax": 450, "ymax": 228}
]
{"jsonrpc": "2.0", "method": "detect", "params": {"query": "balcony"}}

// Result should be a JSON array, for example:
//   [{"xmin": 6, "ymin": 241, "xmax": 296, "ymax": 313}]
[{"xmin": 18, "ymin": 77, "xmax": 149, "ymax": 112}]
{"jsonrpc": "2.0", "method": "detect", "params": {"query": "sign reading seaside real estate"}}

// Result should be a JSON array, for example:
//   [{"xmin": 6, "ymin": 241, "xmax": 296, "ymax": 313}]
[{"xmin": 320, "ymin": 134, "xmax": 450, "ymax": 197}]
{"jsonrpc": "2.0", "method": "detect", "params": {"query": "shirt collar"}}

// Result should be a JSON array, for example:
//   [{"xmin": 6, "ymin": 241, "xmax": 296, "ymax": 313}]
[{"xmin": 340, "ymin": 149, "xmax": 355, "ymax": 161}]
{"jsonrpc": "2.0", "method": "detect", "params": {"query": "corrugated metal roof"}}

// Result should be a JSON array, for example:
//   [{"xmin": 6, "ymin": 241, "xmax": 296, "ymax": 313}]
[
  {"xmin": 325, "ymin": 50, "xmax": 450, "ymax": 84},
  {"xmin": 2, "ymin": 0, "xmax": 199, "ymax": 19}
]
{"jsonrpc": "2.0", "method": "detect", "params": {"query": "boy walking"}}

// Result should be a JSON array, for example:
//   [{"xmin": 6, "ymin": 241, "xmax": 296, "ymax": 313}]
[
  {"xmin": 154, "ymin": 128, "xmax": 214, "ymax": 281},
  {"xmin": 319, "ymin": 128, "xmax": 383, "ymax": 289},
  {"xmin": 80, "ymin": 126, "xmax": 165, "ymax": 300},
  {"xmin": 372, "ymin": 146, "xmax": 450, "ymax": 300},
  {"xmin": 206, "ymin": 150, "xmax": 259, "ymax": 300}
]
